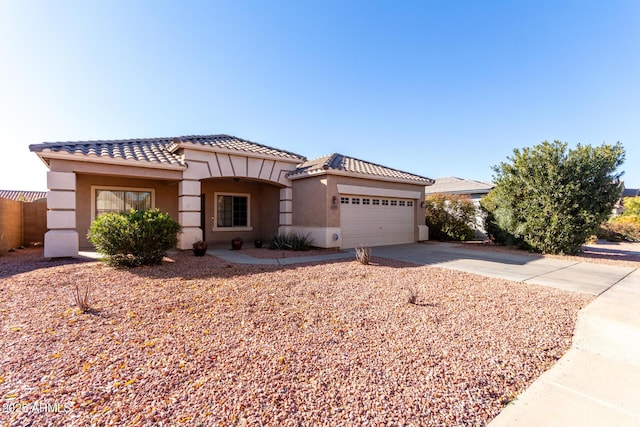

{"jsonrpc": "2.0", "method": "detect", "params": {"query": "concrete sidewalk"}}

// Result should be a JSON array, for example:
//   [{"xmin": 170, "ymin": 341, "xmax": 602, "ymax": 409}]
[{"xmin": 489, "ymin": 269, "xmax": 640, "ymax": 426}]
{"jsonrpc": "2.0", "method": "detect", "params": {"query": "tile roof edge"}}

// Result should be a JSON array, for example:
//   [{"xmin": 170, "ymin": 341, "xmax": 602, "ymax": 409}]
[
  {"xmin": 289, "ymin": 168, "xmax": 433, "ymax": 185},
  {"xmin": 31, "ymin": 151, "xmax": 187, "ymax": 170},
  {"xmin": 288, "ymin": 152, "xmax": 434, "ymax": 184}
]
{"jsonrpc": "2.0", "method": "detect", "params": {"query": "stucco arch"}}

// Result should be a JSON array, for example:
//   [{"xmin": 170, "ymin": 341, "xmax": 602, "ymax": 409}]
[
  {"xmin": 177, "ymin": 149, "xmax": 298, "ymax": 249},
  {"xmin": 181, "ymin": 150, "xmax": 296, "ymax": 188}
]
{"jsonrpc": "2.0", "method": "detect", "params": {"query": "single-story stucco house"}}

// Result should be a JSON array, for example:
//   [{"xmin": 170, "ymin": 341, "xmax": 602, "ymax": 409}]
[{"xmin": 30, "ymin": 134, "xmax": 434, "ymax": 258}]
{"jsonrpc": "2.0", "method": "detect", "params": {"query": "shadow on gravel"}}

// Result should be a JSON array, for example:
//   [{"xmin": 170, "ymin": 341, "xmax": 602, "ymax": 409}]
[
  {"xmin": 0, "ymin": 248, "xmax": 92, "ymax": 279},
  {"xmin": 124, "ymin": 253, "xmax": 358, "ymax": 281}
]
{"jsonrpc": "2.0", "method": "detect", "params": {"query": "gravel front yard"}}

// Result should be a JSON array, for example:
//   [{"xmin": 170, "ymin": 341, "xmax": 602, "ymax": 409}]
[{"xmin": 1, "ymin": 249, "xmax": 593, "ymax": 426}]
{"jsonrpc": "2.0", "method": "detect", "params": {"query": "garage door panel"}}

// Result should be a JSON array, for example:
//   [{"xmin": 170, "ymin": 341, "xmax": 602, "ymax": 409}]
[{"xmin": 340, "ymin": 197, "xmax": 415, "ymax": 248}]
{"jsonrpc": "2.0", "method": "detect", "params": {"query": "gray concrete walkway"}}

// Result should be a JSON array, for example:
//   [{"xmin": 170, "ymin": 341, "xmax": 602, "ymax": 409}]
[{"xmin": 207, "ymin": 248, "xmax": 353, "ymax": 265}]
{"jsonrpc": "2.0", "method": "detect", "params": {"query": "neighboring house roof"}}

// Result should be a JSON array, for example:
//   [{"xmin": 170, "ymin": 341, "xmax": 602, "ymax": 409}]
[
  {"xmin": 622, "ymin": 188, "xmax": 640, "ymax": 198},
  {"xmin": 424, "ymin": 177, "xmax": 494, "ymax": 195},
  {"xmin": 29, "ymin": 134, "xmax": 306, "ymax": 168},
  {"xmin": 287, "ymin": 153, "xmax": 434, "ymax": 185},
  {"xmin": 0, "ymin": 190, "xmax": 47, "ymax": 202}
]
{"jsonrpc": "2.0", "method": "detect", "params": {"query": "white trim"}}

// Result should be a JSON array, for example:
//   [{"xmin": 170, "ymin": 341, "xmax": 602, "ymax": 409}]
[
  {"xmin": 337, "ymin": 184, "xmax": 421, "ymax": 200},
  {"xmin": 212, "ymin": 192, "xmax": 252, "ymax": 231},
  {"xmin": 90, "ymin": 185, "xmax": 156, "ymax": 220}
]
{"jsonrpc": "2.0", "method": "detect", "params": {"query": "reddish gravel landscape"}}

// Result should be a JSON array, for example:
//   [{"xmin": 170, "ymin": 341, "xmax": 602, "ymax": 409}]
[{"xmin": 1, "ymin": 248, "xmax": 593, "ymax": 426}]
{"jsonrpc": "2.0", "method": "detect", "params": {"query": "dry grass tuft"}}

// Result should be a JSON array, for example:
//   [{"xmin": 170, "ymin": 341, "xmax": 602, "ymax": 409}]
[
  {"xmin": 73, "ymin": 281, "xmax": 92, "ymax": 313},
  {"xmin": 355, "ymin": 246, "xmax": 372, "ymax": 265},
  {"xmin": 407, "ymin": 285, "xmax": 419, "ymax": 305}
]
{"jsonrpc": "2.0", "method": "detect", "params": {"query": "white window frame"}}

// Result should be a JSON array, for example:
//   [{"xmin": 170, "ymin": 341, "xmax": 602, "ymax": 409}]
[
  {"xmin": 91, "ymin": 185, "xmax": 155, "ymax": 220},
  {"xmin": 213, "ymin": 192, "xmax": 252, "ymax": 231}
]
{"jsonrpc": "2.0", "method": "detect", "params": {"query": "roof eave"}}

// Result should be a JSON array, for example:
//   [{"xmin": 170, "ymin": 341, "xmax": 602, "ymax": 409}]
[
  {"xmin": 32, "ymin": 151, "xmax": 187, "ymax": 171},
  {"xmin": 287, "ymin": 169, "xmax": 433, "ymax": 186}
]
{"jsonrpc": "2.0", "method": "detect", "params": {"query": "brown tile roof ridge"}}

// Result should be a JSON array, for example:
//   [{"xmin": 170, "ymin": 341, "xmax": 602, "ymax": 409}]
[
  {"xmin": 174, "ymin": 135, "xmax": 306, "ymax": 161},
  {"xmin": 289, "ymin": 153, "xmax": 434, "ymax": 184},
  {"xmin": 0, "ymin": 190, "xmax": 47, "ymax": 202}
]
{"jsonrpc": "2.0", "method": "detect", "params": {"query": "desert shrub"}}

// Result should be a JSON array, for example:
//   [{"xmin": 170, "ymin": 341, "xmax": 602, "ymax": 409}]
[
  {"xmin": 483, "ymin": 140, "xmax": 625, "ymax": 254},
  {"xmin": 424, "ymin": 194, "xmax": 476, "ymax": 241},
  {"xmin": 73, "ymin": 282, "xmax": 92, "ymax": 313},
  {"xmin": 88, "ymin": 209, "xmax": 181, "ymax": 267},
  {"xmin": 355, "ymin": 246, "xmax": 371, "ymax": 265},
  {"xmin": 270, "ymin": 231, "xmax": 313, "ymax": 251},
  {"xmin": 597, "ymin": 215, "xmax": 640, "ymax": 242}
]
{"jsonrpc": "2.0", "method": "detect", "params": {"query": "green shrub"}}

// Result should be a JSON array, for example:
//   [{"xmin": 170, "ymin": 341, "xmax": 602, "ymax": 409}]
[
  {"xmin": 480, "ymin": 190, "xmax": 529, "ymax": 249},
  {"xmin": 424, "ymin": 194, "xmax": 476, "ymax": 241},
  {"xmin": 270, "ymin": 231, "xmax": 313, "ymax": 251},
  {"xmin": 621, "ymin": 197, "xmax": 640, "ymax": 216},
  {"xmin": 88, "ymin": 209, "xmax": 181, "ymax": 267},
  {"xmin": 483, "ymin": 140, "xmax": 624, "ymax": 254},
  {"xmin": 597, "ymin": 215, "xmax": 640, "ymax": 242}
]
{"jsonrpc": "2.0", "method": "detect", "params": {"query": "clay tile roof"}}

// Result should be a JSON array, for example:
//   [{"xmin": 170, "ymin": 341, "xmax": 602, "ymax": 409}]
[
  {"xmin": 424, "ymin": 177, "xmax": 494, "ymax": 195},
  {"xmin": 288, "ymin": 153, "xmax": 434, "ymax": 185},
  {"xmin": 174, "ymin": 135, "xmax": 306, "ymax": 161},
  {"xmin": 30, "ymin": 137, "xmax": 184, "ymax": 166},
  {"xmin": 0, "ymin": 190, "xmax": 47, "ymax": 202},
  {"xmin": 29, "ymin": 134, "xmax": 306, "ymax": 166}
]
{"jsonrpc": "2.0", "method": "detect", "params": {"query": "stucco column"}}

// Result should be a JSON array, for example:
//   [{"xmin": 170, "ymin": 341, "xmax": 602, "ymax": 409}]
[
  {"xmin": 44, "ymin": 171, "xmax": 78, "ymax": 257},
  {"xmin": 177, "ymin": 179, "xmax": 202, "ymax": 250},
  {"xmin": 279, "ymin": 187, "xmax": 293, "ymax": 226}
]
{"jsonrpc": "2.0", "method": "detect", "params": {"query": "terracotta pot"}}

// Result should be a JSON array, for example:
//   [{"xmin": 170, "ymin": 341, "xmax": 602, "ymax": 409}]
[{"xmin": 231, "ymin": 239, "xmax": 243, "ymax": 250}]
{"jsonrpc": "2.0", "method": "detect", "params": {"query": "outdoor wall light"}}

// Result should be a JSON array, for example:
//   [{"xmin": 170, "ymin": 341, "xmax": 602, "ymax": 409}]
[{"xmin": 332, "ymin": 196, "xmax": 338, "ymax": 205}]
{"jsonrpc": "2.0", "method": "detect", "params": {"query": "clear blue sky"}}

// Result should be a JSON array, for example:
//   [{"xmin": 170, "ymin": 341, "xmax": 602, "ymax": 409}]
[{"xmin": 1, "ymin": 0, "xmax": 638, "ymax": 191}]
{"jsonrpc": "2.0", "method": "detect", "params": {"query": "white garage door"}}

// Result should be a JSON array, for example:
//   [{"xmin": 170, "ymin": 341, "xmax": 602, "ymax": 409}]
[{"xmin": 340, "ymin": 195, "xmax": 415, "ymax": 248}]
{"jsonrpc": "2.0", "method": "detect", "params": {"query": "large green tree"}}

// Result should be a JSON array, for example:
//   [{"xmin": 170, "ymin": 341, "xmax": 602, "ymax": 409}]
[{"xmin": 482, "ymin": 140, "xmax": 625, "ymax": 254}]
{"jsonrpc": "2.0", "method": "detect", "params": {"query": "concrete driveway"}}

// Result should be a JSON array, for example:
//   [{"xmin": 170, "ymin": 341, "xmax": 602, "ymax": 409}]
[
  {"xmin": 370, "ymin": 242, "xmax": 640, "ymax": 426},
  {"xmin": 370, "ymin": 242, "xmax": 636, "ymax": 295}
]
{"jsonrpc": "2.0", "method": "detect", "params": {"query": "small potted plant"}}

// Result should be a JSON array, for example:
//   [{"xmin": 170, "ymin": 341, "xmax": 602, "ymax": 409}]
[
  {"xmin": 254, "ymin": 239, "xmax": 263, "ymax": 249},
  {"xmin": 231, "ymin": 237, "xmax": 244, "ymax": 250},
  {"xmin": 192, "ymin": 240, "xmax": 208, "ymax": 256}
]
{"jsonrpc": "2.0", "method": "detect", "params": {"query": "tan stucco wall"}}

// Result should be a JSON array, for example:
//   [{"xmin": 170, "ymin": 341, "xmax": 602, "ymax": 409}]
[
  {"xmin": 0, "ymin": 198, "xmax": 22, "ymax": 253},
  {"xmin": 76, "ymin": 174, "xmax": 179, "ymax": 248},
  {"xmin": 23, "ymin": 199, "xmax": 47, "ymax": 246},
  {"xmin": 291, "ymin": 177, "xmax": 330, "ymax": 227},
  {"xmin": 201, "ymin": 178, "xmax": 280, "ymax": 244},
  {"xmin": 291, "ymin": 174, "xmax": 426, "ymax": 230}
]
